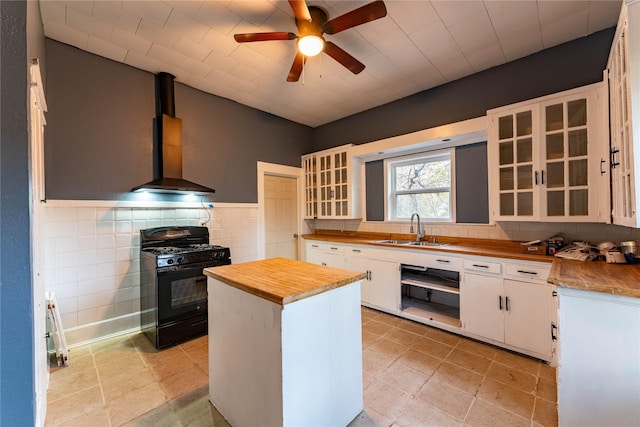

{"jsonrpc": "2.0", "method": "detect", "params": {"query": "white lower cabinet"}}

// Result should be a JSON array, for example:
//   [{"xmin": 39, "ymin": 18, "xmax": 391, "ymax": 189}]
[
  {"xmin": 462, "ymin": 271, "xmax": 555, "ymax": 359},
  {"xmin": 345, "ymin": 247, "xmax": 399, "ymax": 313},
  {"xmin": 557, "ymin": 288, "xmax": 640, "ymax": 426},
  {"xmin": 305, "ymin": 242, "xmax": 345, "ymax": 268},
  {"xmin": 305, "ymin": 239, "xmax": 556, "ymax": 362},
  {"xmin": 503, "ymin": 279, "xmax": 553, "ymax": 356},
  {"xmin": 460, "ymin": 273, "xmax": 504, "ymax": 342}
]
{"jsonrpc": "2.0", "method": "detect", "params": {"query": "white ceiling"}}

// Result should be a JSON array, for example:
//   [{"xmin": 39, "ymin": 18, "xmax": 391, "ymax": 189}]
[{"xmin": 39, "ymin": 0, "xmax": 622, "ymax": 127}]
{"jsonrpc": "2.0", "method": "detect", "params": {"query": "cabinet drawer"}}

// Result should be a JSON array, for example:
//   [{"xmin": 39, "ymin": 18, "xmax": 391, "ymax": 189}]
[
  {"xmin": 427, "ymin": 254, "xmax": 462, "ymax": 270},
  {"xmin": 307, "ymin": 242, "xmax": 345, "ymax": 254},
  {"xmin": 504, "ymin": 263, "xmax": 550, "ymax": 282},
  {"xmin": 463, "ymin": 259, "xmax": 502, "ymax": 274},
  {"xmin": 346, "ymin": 246, "xmax": 368, "ymax": 257}
]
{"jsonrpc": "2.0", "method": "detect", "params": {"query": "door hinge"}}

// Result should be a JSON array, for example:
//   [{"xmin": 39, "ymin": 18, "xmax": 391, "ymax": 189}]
[{"xmin": 552, "ymin": 290, "xmax": 558, "ymax": 297}]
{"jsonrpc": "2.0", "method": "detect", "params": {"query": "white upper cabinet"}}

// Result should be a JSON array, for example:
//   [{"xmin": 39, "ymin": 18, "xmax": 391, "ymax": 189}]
[
  {"xmin": 488, "ymin": 83, "xmax": 610, "ymax": 222},
  {"xmin": 609, "ymin": 1, "xmax": 640, "ymax": 227},
  {"xmin": 302, "ymin": 144, "xmax": 362, "ymax": 219}
]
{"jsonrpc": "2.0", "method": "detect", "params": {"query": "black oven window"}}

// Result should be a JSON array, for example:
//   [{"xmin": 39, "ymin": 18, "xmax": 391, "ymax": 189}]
[{"xmin": 171, "ymin": 276, "xmax": 207, "ymax": 308}]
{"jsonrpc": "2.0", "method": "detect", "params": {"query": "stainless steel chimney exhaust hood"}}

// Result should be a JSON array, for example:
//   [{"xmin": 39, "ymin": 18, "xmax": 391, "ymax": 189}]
[{"xmin": 132, "ymin": 72, "xmax": 215, "ymax": 195}]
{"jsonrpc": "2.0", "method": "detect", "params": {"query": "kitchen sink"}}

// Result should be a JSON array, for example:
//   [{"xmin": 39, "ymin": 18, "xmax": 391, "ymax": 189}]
[
  {"xmin": 375, "ymin": 240, "xmax": 449, "ymax": 247},
  {"xmin": 408, "ymin": 241, "xmax": 449, "ymax": 247},
  {"xmin": 375, "ymin": 240, "xmax": 413, "ymax": 245}
]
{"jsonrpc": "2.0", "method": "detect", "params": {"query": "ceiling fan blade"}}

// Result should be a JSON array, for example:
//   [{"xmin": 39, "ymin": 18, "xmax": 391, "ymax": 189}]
[
  {"xmin": 288, "ymin": 0, "xmax": 311, "ymax": 22},
  {"xmin": 287, "ymin": 51, "xmax": 307, "ymax": 82},
  {"xmin": 324, "ymin": 0, "xmax": 387, "ymax": 35},
  {"xmin": 234, "ymin": 32, "xmax": 297, "ymax": 43},
  {"xmin": 323, "ymin": 41, "xmax": 365, "ymax": 74}
]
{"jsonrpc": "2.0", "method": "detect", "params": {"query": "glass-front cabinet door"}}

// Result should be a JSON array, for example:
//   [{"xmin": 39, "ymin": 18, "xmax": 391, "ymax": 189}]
[
  {"xmin": 538, "ymin": 87, "xmax": 609, "ymax": 223},
  {"xmin": 540, "ymin": 97, "xmax": 589, "ymax": 218},
  {"xmin": 489, "ymin": 83, "xmax": 609, "ymax": 223},
  {"xmin": 332, "ymin": 150, "xmax": 349, "ymax": 217},
  {"xmin": 302, "ymin": 154, "xmax": 317, "ymax": 219},
  {"xmin": 491, "ymin": 106, "xmax": 540, "ymax": 220},
  {"xmin": 608, "ymin": 2, "xmax": 640, "ymax": 228},
  {"xmin": 318, "ymin": 151, "xmax": 334, "ymax": 217},
  {"xmin": 301, "ymin": 144, "xmax": 362, "ymax": 219}
]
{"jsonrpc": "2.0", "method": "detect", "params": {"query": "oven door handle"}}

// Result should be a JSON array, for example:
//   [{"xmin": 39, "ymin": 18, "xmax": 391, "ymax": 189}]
[{"xmin": 156, "ymin": 260, "xmax": 229, "ymax": 275}]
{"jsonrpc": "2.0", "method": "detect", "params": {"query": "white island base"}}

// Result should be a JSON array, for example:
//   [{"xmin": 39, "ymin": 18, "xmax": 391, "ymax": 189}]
[{"xmin": 207, "ymin": 276, "xmax": 363, "ymax": 427}]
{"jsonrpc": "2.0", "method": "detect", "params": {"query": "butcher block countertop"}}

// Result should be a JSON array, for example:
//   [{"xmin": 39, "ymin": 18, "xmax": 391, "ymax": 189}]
[
  {"xmin": 303, "ymin": 230, "xmax": 555, "ymax": 263},
  {"xmin": 204, "ymin": 257, "xmax": 367, "ymax": 305},
  {"xmin": 547, "ymin": 258, "xmax": 640, "ymax": 299}
]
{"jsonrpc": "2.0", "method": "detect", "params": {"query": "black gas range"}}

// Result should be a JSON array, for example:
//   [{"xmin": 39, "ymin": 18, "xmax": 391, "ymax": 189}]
[{"xmin": 139, "ymin": 226, "xmax": 231, "ymax": 349}]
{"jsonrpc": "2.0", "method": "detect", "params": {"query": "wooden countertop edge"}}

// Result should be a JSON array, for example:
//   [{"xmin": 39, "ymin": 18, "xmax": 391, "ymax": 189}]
[
  {"xmin": 302, "ymin": 233, "xmax": 554, "ymax": 263},
  {"xmin": 204, "ymin": 260, "xmax": 367, "ymax": 306},
  {"xmin": 547, "ymin": 259, "xmax": 640, "ymax": 299}
]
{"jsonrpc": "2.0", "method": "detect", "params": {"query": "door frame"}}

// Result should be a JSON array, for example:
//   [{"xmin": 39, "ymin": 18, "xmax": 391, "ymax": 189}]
[
  {"xmin": 30, "ymin": 58, "xmax": 48, "ymax": 427},
  {"xmin": 257, "ymin": 162, "xmax": 304, "ymax": 260}
]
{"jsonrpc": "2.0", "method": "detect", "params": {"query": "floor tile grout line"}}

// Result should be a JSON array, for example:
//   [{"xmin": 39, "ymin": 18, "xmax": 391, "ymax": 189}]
[
  {"xmin": 90, "ymin": 348, "xmax": 107, "ymax": 411},
  {"xmin": 49, "ymin": 311, "xmax": 555, "ymax": 427}
]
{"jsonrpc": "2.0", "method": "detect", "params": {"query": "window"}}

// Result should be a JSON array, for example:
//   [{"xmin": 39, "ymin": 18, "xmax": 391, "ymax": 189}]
[{"xmin": 386, "ymin": 149, "xmax": 455, "ymax": 221}]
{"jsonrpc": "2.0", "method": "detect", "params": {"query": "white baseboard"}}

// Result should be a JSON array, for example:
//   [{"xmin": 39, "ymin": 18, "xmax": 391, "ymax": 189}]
[{"xmin": 63, "ymin": 312, "xmax": 142, "ymax": 348}]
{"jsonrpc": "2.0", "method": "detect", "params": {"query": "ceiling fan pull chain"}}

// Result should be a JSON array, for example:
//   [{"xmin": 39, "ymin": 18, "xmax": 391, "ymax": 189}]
[{"xmin": 302, "ymin": 55, "xmax": 306, "ymax": 85}]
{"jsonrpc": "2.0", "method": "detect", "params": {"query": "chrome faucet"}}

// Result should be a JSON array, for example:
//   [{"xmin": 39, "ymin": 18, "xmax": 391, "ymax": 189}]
[{"xmin": 410, "ymin": 213, "xmax": 424, "ymax": 242}]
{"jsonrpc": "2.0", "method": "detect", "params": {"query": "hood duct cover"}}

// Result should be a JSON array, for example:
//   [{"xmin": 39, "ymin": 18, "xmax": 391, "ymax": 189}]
[{"xmin": 132, "ymin": 72, "xmax": 215, "ymax": 195}]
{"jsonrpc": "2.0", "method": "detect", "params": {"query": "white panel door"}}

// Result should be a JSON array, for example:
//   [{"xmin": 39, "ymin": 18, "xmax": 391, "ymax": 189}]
[
  {"xmin": 504, "ymin": 279, "xmax": 552, "ymax": 356},
  {"xmin": 265, "ymin": 175, "xmax": 298, "ymax": 259},
  {"xmin": 368, "ymin": 259, "xmax": 400, "ymax": 312},
  {"xmin": 461, "ymin": 273, "xmax": 504, "ymax": 342}
]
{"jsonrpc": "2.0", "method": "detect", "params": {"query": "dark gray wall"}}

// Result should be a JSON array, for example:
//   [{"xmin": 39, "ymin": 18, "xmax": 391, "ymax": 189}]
[
  {"xmin": 311, "ymin": 27, "xmax": 616, "ymax": 152},
  {"xmin": 1, "ymin": 1, "xmax": 36, "ymax": 425},
  {"xmin": 45, "ymin": 27, "xmax": 616, "ymax": 202},
  {"xmin": 455, "ymin": 143, "xmax": 489, "ymax": 224},
  {"xmin": 365, "ymin": 160, "xmax": 384, "ymax": 221},
  {"xmin": 44, "ymin": 39, "xmax": 313, "ymax": 202}
]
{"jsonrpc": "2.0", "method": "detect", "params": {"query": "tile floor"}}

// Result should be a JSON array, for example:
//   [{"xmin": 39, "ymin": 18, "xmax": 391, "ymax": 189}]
[{"xmin": 45, "ymin": 308, "xmax": 557, "ymax": 426}]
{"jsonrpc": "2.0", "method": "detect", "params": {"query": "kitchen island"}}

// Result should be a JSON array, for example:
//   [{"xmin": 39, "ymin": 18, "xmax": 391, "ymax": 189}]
[{"xmin": 204, "ymin": 257, "xmax": 367, "ymax": 427}]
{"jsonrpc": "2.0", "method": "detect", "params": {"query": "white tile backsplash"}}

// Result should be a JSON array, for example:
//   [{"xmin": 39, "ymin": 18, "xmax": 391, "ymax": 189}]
[
  {"xmin": 77, "ymin": 221, "xmax": 96, "ymax": 236},
  {"xmin": 114, "ymin": 209, "xmax": 132, "ymax": 221},
  {"xmin": 76, "ymin": 207, "xmax": 96, "ymax": 221},
  {"xmin": 115, "ymin": 221, "xmax": 132, "ymax": 234},
  {"xmin": 44, "ymin": 203, "xmax": 259, "ymax": 346}
]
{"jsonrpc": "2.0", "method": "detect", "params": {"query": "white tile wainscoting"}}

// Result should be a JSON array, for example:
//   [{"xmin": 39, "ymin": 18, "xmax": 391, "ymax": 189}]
[
  {"xmin": 43, "ymin": 200, "xmax": 258, "ymax": 347},
  {"xmin": 313, "ymin": 219, "xmax": 640, "ymax": 246}
]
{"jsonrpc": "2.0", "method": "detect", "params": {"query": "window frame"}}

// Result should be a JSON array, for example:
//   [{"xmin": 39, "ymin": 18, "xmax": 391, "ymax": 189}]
[{"xmin": 384, "ymin": 148, "xmax": 456, "ymax": 222}]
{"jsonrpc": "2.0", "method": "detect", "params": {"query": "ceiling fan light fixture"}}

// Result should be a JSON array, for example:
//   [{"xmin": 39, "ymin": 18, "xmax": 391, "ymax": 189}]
[{"xmin": 298, "ymin": 35, "xmax": 324, "ymax": 56}]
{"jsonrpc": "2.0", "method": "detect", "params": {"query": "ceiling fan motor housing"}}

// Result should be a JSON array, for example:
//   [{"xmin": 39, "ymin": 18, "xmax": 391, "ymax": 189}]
[{"xmin": 296, "ymin": 6, "xmax": 328, "ymax": 38}]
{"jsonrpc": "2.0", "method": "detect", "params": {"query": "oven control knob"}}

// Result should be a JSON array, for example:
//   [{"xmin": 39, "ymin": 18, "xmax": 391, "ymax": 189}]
[
  {"xmin": 177, "ymin": 256, "xmax": 184, "ymax": 264},
  {"xmin": 167, "ymin": 259, "xmax": 174, "ymax": 265}
]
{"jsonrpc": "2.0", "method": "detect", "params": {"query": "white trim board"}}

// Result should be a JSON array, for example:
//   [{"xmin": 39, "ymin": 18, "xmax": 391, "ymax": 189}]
[
  {"xmin": 44, "ymin": 199, "xmax": 258, "ymax": 209},
  {"xmin": 62, "ymin": 312, "xmax": 141, "ymax": 348},
  {"xmin": 350, "ymin": 116, "xmax": 488, "ymax": 162}
]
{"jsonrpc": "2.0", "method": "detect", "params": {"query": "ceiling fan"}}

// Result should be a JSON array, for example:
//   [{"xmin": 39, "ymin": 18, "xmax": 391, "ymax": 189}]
[{"xmin": 233, "ymin": 0, "xmax": 387, "ymax": 82}]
